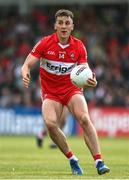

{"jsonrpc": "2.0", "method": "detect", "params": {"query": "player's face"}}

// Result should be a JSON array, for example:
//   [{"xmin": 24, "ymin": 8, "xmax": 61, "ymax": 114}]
[{"xmin": 54, "ymin": 16, "xmax": 74, "ymax": 43}]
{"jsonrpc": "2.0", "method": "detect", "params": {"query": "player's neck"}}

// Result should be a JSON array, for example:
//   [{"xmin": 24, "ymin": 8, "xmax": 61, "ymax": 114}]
[
  {"xmin": 58, "ymin": 37, "xmax": 69, "ymax": 45},
  {"xmin": 59, "ymin": 40, "xmax": 68, "ymax": 45}
]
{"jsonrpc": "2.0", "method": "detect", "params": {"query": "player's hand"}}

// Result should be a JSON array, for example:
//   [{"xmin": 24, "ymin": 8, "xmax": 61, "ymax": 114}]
[
  {"xmin": 21, "ymin": 68, "xmax": 31, "ymax": 88},
  {"xmin": 84, "ymin": 73, "xmax": 97, "ymax": 88}
]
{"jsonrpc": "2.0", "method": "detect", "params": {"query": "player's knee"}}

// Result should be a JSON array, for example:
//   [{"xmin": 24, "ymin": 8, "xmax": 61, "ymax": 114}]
[
  {"xmin": 45, "ymin": 119, "xmax": 57, "ymax": 131},
  {"xmin": 79, "ymin": 113, "xmax": 91, "ymax": 128}
]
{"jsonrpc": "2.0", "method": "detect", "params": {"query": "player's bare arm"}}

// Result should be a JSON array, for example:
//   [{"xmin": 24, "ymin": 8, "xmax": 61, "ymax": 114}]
[
  {"xmin": 79, "ymin": 62, "xmax": 97, "ymax": 88},
  {"xmin": 21, "ymin": 54, "xmax": 39, "ymax": 88}
]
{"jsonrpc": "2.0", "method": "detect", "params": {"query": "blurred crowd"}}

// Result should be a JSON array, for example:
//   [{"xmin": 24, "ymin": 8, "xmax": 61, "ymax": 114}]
[{"xmin": 0, "ymin": 5, "xmax": 129, "ymax": 108}]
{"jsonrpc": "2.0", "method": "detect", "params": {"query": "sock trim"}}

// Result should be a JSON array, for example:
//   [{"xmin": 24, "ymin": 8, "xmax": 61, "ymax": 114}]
[
  {"xmin": 69, "ymin": 155, "xmax": 78, "ymax": 161},
  {"xmin": 65, "ymin": 151, "xmax": 73, "ymax": 159},
  {"xmin": 93, "ymin": 154, "xmax": 102, "ymax": 161}
]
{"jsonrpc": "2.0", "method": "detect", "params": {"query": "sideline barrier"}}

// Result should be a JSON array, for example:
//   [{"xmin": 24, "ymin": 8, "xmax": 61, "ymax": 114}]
[
  {"xmin": 0, "ymin": 107, "xmax": 129, "ymax": 137},
  {"xmin": 0, "ymin": 107, "xmax": 42, "ymax": 135},
  {"xmin": 77, "ymin": 107, "xmax": 129, "ymax": 137},
  {"xmin": 0, "ymin": 107, "xmax": 76, "ymax": 135}
]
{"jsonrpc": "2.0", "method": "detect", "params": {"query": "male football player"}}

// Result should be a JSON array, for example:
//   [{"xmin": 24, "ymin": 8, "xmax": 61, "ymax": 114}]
[{"xmin": 22, "ymin": 9, "xmax": 110, "ymax": 175}]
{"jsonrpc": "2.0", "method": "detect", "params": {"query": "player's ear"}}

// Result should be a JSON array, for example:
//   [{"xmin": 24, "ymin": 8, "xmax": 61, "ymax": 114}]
[
  {"xmin": 71, "ymin": 23, "xmax": 74, "ymax": 31},
  {"xmin": 54, "ymin": 23, "xmax": 57, "ymax": 30}
]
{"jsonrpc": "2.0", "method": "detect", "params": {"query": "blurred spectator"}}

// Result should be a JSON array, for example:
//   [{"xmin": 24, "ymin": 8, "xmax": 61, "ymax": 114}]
[{"xmin": 0, "ymin": 5, "xmax": 129, "ymax": 108}]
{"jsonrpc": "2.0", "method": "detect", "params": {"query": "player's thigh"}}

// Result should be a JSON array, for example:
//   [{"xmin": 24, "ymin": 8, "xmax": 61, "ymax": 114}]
[
  {"xmin": 42, "ymin": 99, "xmax": 63, "ymax": 125},
  {"xmin": 68, "ymin": 94, "xmax": 90, "ymax": 122}
]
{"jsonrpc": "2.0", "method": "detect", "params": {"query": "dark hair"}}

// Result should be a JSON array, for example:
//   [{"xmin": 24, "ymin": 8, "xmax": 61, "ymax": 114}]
[{"xmin": 55, "ymin": 9, "xmax": 74, "ymax": 20}]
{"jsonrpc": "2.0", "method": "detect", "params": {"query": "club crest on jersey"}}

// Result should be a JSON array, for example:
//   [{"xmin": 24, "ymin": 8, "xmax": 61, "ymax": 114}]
[{"xmin": 70, "ymin": 52, "xmax": 75, "ymax": 59}]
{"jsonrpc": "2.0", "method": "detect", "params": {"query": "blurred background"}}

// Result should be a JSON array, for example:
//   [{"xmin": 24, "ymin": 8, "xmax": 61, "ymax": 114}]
[{"xmin": 0, "ymin": 0, "xmax": 129, "ymax": 137}]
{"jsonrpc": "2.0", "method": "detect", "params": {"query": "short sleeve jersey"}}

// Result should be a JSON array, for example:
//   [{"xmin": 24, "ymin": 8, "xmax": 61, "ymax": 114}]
[{"xmin": 31, "ymin": 33, "xmax": 87, "ymax": 96}]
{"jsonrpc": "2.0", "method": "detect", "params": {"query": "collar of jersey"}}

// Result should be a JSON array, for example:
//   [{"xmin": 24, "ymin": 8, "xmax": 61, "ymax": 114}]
[{"xmin": 53, "ymin": 32, "xmax": 74, "ymax": 45}]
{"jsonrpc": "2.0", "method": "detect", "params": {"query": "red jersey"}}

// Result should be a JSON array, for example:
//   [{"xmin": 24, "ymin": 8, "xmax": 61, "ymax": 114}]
[{"xmin": 31, "ymin": 33, "xmax": 87, "ymax": 97}]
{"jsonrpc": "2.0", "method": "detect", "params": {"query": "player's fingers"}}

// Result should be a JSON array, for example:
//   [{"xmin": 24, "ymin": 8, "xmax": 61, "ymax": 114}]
[
  {"xmin": 88, "ymin": 78, "xmax": 95, "ymax": 83},
  {"xmin": 87, "ymin": 79, "xmax": 96, "ymax": 85},
  {"xmin": 22, "ymin": 74, "xmax": 30, "ymax": 82},
  {"xmin": 92, "ymin": 73, "xmax": 97, "ymax": 82},
  {"xmin": 23, "ymin": 83, "xmax": 29, "ymax": 88},
  {"xmin": 23, "ymin": 77, "xmax": 30, "ymax": 82},
  {"xmin": 22, "ymin": 76, "xmax": 30, "ymax": 88},
  {"xmin": 23, "ymin": 81, "xmax": 29, "ymax": 88},
  {"xmin": 87, "ymin": 78, "xmax": 97, "ymax": 87}
]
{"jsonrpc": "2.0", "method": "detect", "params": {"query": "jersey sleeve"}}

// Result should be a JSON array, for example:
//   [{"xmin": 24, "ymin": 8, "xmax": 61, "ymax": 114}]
[
  {"xmin": 78, "ymin": 41, "xmax": 88, "ymax": 64},
  {"xmin": 30, "ymin": 38, "xmax": 44, "ymax": 59}
]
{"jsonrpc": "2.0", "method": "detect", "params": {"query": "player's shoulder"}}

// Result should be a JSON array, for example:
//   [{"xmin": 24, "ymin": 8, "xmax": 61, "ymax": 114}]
[
  {"xmin": 40, "ymin": 34, "xmax": 52, "ymax": 42},
  {"xmin": 39, "ymin": 33, "xmax": 55, "ymax": 47},
  {"xmin": 71, "ymin": 35, "xmax": 87, "ymax": 54},
  {"xmin": 71, "ymin": 35, "xmax": 84, "ymax": 46}
]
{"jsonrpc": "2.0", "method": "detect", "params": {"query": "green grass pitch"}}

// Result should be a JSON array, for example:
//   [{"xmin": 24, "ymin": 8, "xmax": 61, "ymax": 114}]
[{"xmin": 0, "ymin": 136, "xmax": 129, "ymax": 179}]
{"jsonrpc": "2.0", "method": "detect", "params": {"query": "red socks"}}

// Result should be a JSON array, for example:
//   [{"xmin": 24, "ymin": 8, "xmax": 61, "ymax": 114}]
[
  {"xmin": 93, "ymin": 154, "xmax": 102, "ymax": 166},
  {"xmin": 93, "ymin": 154, "xmax": 102, "ymax": 161},
  {"xmin": 65, "ymin": 151, "xmax": 78, "ymax": 161},
  {"xmin": 65, "ymin": 152, "xmax": 102, "ymax": 164},
  {"xmin": 65, "ymin": 151, "xmax": 74, "ymax": 159}
]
